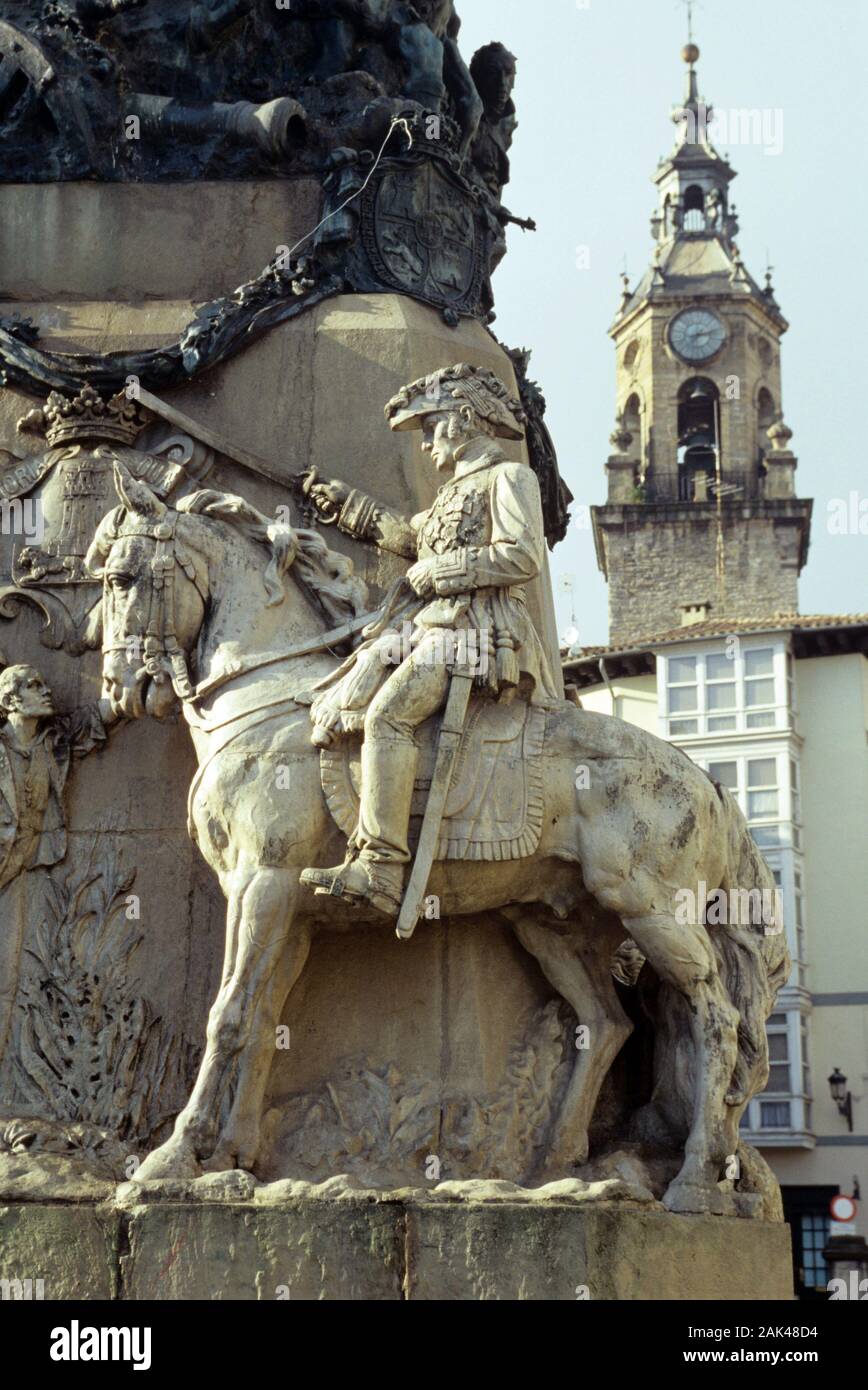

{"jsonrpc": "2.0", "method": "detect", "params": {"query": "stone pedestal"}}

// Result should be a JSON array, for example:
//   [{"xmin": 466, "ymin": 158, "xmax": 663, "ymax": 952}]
[{"xmin": 0, "ymin": 1195, "xmax": 793, "ymax": 1301}]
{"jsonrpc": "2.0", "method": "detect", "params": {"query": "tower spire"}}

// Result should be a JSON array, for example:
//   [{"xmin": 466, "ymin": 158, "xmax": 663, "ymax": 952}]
[
  {"xmin": 645, "ymin": 35, "xmax": 738, "ymax": 248},
  {"xmin": 672, "ymin": 31, "xmax": 712, "ymax": 150}
]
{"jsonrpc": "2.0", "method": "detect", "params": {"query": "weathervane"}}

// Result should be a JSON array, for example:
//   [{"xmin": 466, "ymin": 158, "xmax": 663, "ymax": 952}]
[{"xmin": 681, "ymin": 0, "xmax": 699, "ymax": 46}]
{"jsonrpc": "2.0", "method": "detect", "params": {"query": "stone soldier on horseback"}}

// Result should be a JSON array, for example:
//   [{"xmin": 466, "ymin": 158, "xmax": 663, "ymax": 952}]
[{"xmin": 299, "ymin": 362, "xmax": 559, "ymax": 918}]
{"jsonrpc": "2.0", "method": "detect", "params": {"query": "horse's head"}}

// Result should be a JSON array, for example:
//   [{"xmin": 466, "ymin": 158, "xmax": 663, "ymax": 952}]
[
  {"xmin": 86, "ymin": 458, "xmax": 367, "ymax": 721},
  {"xmin": 86, "ymin": 460, "xmax": 209, "ymax": 720}
]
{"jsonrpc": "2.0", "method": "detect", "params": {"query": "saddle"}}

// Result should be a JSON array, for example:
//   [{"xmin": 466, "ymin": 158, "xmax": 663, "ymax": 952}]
[{"xmin": 320, "ymin": 698, "xmax": 547, "ymax": 862}]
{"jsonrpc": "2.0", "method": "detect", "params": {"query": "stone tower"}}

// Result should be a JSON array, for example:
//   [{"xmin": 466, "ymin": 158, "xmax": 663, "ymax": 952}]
[{"xmin": 592, "ymin": 43, "xmax": 813, "ymax": 645}]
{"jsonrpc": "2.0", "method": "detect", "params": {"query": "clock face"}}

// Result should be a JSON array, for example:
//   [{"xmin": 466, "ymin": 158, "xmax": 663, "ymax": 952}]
[{"xmin": 669, "ymin": 309, "xmax": 726, "ymax": 363}]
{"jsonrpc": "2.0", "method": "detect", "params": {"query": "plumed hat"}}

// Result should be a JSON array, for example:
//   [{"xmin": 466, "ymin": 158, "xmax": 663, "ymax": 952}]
[{"xmin": 384, "ymin": 363, "xmax": 525, "ymax": 440}]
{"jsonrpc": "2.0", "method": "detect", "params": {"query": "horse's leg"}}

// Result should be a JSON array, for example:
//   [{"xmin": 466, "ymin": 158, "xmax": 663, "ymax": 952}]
[
  {"xmin": 179, "ymin": 868, "xmax": 307, "ymax": 1157},
  {"xmin": 621, "ymin": 908, "xmax": 739, "ymax": 1214},
  {"xmin": 136, "ymin": 866, "xmax": 306, "ymax": 1180},
  {"xmin": 508, "ymin": 911, "xmax": 633, "ymax": 1178},
  {"xmin": 207, "ymin": 891, "xmax": 311, "ymax": 1172}
]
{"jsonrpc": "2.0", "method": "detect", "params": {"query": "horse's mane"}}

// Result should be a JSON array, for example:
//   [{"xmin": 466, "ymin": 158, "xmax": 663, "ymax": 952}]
[{"xmin": 177, "ymin": 490, "xmax": 367, "ymax": 626}]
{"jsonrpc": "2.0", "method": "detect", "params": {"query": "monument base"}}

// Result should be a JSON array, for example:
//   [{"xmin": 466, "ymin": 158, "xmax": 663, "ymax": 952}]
[{"xmin": 0, "ymin": 1194, "xmax": 793, "ymax": 1300}]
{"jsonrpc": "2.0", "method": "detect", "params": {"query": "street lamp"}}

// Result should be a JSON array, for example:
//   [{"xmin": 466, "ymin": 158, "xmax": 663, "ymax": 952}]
[{"xmin": 829, "ymin": 1068, "xmax": 854, "ymax": 1131}]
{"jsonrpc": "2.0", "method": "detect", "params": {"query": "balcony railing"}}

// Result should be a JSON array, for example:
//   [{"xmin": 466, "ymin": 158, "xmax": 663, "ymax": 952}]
[{"xmin": 641, "ymin": 469, "xmax": 763, "ymax": 504}]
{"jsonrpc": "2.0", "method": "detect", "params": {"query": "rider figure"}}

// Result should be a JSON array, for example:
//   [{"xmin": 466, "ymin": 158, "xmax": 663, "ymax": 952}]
[{"xmin": 300, "ymin": 362, "xmax": 558, "ymax": 918}]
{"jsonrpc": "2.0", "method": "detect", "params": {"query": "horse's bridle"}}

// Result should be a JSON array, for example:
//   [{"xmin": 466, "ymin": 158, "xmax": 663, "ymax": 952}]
[
  {"xmin": 102, "ymin": 513, "xmax": 412, "ymax": 708},
  {"xmin": 103, "ymin": 512, "xmax": 204, "ymax": 704}
]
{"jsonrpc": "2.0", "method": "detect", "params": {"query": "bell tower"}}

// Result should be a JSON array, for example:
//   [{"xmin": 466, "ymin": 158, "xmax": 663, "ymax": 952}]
[{"xmin": 592, "ymin": 42, "xmax": 813, "ymax": 645}]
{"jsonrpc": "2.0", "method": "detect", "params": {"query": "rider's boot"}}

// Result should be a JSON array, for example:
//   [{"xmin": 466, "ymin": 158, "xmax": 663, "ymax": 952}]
[{"xmin": 301, "ymin": 734, "xmax": 417, "ymax": 918}]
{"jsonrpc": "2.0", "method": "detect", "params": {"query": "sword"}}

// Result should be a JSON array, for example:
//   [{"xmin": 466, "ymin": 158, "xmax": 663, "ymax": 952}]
[{"xmin": 395, "ymin": 662, "xmax": 475, "ymax": 943}]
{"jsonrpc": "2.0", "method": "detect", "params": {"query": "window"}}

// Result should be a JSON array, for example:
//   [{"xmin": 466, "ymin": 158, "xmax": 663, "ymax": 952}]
[
  {"xmin": 662, "ymin": 643, "xmax": 790, "ymax": 737},
  {"xmin": 772, "ymin": 865, "xmax": 805, "ymax": 987},
  {"xmin": 683, "ymin": 184, "xmax": 705, "ymax": 231},
  {"xmin": 705, "ymin": 653, "xmax": 736, "ymax": 731},
  {"xmin": 790, "ymin": 759, "xmax": 802, "ymax": 846},
  {"xmin": 667, "ymin": 655, "xmax": 699, "ymax": 734},
  {"xmin": 782, "ymin": 1189, "xmax": 837, "ymax": 1300},
  {"xmin": 766, "ymin": 1030, "xmax": 791, "ymax": 1093},
  {"xmin": 760, "ymin": 1101, "xmax": 792, "ymax": 1127},
  {"xmin": 745, "ymin": 648, "xmax": 775, "ymax": 728},
  {"xmin": 746, "ymin": 757, "xmax": 783, "ymax": 848},
  {"xmin": 799, "ymin": 1213, "xmax": 831, "ymax": 1294},
  {"xmin": 765, "ymin": 1013, "xmax": 792, "ymax": 1098},
  {"xmin": 677, "ymin": 379, "xmax": 719, "ymax": 500},
  {"xmin": 697, "ymin": 755, "xmax": 802, "ymax": 881},
  {"xmin": 623, "ymin": 390, "xmax": 641, "ymax": 437},
  {"xmin": 787, "ymin": 653, "xmax": 796, "ymax": 726},
  {"xmin": 800, "ymin": 1019, "xmax": 811, "ymax": 1096},
  {"xmin": 757, "ymin": 387, "xmax": 776, "ymax": 471},
  {"xmin": 747, "ymin": 758, "xmax": 778, "ymax": 817},
  {"xmin": 741, "ymin": 1009, "xmax": 813, "ymax": 1139},
  {"xmin": 757, "ymin": 385, "xmax": 775, "ymax": 428},
  {"xmin": 794, "ymin": 868, "xmax": 806, "ymax": 975}
]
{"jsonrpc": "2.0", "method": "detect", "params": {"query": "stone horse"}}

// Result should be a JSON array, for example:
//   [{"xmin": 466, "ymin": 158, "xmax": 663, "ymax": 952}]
[{"xmin": 86, "ymin": 462, "xmax": 789, "ymax": 1213}]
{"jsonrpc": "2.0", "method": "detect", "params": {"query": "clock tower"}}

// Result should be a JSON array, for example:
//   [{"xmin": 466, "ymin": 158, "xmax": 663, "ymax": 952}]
[{"xmin": 592, "ymin": 43, "xmax": 813, "ymax": 645}]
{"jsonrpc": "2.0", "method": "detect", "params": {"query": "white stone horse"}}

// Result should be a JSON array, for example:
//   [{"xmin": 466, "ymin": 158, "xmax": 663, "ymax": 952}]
[{"xmin": 86, "ymin": 463, "xmax": 789, "ymax": 1213}]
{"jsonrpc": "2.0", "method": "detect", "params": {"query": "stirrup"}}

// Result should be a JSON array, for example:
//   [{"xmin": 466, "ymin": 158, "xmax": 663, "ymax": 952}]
[{"xmin": 300, "ymin": 859, "xmax": 403, "ymax": 919}]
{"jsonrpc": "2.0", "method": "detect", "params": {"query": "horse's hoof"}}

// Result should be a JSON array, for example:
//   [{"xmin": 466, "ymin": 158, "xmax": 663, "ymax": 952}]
[
  {"xmin": 134, "ymin": 1135, "xmax": 202, "ymax": 1182},
  {"xmin": 201, "ymin": 1143, "xmax": 259, "ymax": 1174},
  {"xmin": 663, "ymin": 1179, "xmax": 728, "ymax": 1215}
]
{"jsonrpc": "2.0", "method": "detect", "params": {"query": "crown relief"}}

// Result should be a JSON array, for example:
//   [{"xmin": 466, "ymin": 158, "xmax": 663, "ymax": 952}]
[{"xmin": 17, "ymin": 384, "xmax": 145, "ymax": 449}]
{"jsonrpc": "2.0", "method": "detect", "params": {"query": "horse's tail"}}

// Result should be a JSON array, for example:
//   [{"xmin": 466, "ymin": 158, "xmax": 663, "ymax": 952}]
[{"xmin": 713, "ymin": 786, "xmax": 792, "ymax": 1104}]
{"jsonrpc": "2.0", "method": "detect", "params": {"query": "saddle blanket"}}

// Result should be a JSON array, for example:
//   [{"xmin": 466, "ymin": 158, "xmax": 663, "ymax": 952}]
[{"xmin": 320, "ymin": 699, "xmax": 547, "ymax": 862}]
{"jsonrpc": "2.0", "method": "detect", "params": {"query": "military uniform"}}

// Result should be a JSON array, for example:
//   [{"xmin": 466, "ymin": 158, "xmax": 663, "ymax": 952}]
[{"xmin": 302, "ymin": 363, "xmax": 556, "ymax": 917}]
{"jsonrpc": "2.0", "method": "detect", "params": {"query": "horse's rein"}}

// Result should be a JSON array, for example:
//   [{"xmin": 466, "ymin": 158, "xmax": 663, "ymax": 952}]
[
  {"xmin": 190, "ymin": 573, "xmax": 414, "ymax": 703},
  {"xmin": 103, "ymin": 518, "xmax": 412, "ymax": 707}
]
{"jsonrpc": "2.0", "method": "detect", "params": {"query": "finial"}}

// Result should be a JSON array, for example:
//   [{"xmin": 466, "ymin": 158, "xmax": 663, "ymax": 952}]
[
  {"xmin": 764, "ymin": 251, "xmax": 775, "ymax": 289},
  {"xmin": 673, "ymin": 1, "xmax": 706, "ymax": 134},
  {"xmin": 768, "ymin": 419, "xmax": 793, "ymax": 451},
  {"xmin": 610, "ymin": 418, "xmax": 633, "ymax": 454}
]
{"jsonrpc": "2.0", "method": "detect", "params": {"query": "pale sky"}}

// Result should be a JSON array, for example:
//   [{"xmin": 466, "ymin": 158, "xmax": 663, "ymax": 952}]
[{"xmin": 458, "ymin": 0, "xmax": 867, "ymax": 646}]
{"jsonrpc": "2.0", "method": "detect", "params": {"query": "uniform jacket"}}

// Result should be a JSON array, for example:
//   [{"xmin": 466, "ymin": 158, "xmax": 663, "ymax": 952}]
[{"xmin": 311, "ymin": 448, "xmax": 559, "ymax": 728}]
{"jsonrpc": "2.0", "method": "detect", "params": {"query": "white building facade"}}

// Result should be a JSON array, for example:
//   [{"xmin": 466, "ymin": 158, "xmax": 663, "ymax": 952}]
[{"xmin": 564, "ymin": 618, "xmax": 868, "ymax": 1299}]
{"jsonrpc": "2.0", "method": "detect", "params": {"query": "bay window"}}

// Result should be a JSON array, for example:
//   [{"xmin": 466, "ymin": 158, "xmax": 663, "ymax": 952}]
[{"xmin": 661, "ymin": 642, "xmax": 790, "ymax": 737}]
